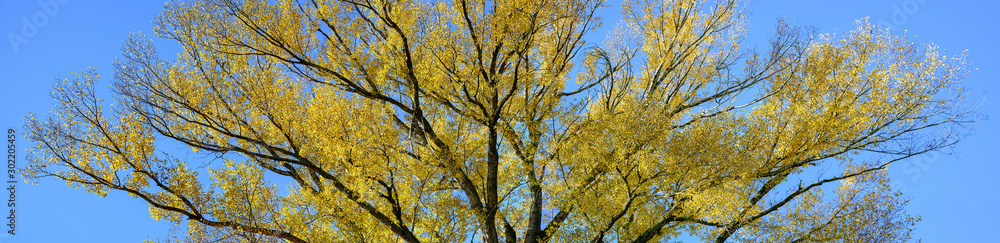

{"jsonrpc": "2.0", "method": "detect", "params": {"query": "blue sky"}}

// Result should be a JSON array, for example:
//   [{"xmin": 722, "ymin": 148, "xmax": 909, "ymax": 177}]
[{"xmin": 0, "ymin": 0, "xmax": 997, "ymax": 242}]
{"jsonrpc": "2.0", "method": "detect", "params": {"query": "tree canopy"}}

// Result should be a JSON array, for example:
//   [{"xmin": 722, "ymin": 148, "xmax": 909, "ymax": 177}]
[{"xmin": 24, "ymin": 0, "xmax": 976, "ymax": 242}]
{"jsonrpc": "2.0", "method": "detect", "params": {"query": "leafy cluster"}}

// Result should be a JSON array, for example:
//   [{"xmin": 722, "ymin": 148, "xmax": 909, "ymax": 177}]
[{"xmin": 25, "ymin": 0, "xmax": 974, "ymax": 242}]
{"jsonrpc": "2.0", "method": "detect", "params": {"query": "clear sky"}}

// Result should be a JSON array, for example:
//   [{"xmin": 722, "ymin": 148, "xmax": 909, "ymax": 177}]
[{"xmin": 0, "ymin": 0, "xmax": 997, "ymax": 242}]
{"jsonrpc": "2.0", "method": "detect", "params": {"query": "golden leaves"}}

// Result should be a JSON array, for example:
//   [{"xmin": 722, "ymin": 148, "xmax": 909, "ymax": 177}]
[{"xmin": 22, "ymin": 0, "xmax": 974, "ymax": 242}]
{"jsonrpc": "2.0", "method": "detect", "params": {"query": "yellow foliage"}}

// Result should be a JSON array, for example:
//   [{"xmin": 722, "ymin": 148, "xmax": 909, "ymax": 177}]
[{"xmin": 22, "ymin": 0, "xmax": 974, "ymax": 242}]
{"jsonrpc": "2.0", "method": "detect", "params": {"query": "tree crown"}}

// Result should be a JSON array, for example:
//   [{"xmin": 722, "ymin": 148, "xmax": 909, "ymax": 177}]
[{"xmin": 25, "ymin": 0, "xmax": 976, "ymax": 242}]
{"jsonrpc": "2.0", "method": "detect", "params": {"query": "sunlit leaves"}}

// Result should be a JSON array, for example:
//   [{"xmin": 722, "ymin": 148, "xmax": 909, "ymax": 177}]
[{"xmin": 22, "ymin": 0, "xmax": 975, "ymax": 242}]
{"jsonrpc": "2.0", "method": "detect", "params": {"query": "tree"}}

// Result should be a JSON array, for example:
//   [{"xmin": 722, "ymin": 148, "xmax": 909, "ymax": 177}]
[{"xmin": 24, "ymin": 0, "xmax": 976, "ymax": 242}]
